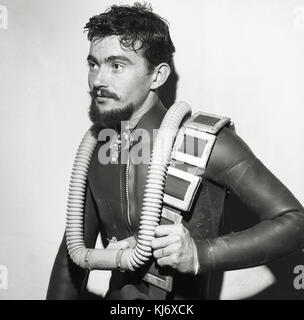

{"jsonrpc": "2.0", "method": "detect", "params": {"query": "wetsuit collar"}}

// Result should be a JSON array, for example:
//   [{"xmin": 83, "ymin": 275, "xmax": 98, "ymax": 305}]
[{"xmin": 129, "ymin": 100, "xmax": 167, "ymax": 132}]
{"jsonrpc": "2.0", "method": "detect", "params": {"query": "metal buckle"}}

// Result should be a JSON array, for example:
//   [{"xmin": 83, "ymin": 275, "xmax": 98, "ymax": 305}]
[
  {"xmin": 143, "ymin": 271, "xmax": 173, "ymax": 292},
  {"xmin": 161, "ymin": 206, "xmax": 183, "ymax": 223},
  {"xmin": 172, "ymin": 127, "xmax": 216, "ymax": 172},
  {"xmin": 142, "ymin": 207, "xmax": 182, "ymax": 292},
  {"xmin": 163, "ymin": 167, "xmax": 201, "ymax": 212},
  {"xmin": 184, "ymin": 111, "xmax": 230, "ymax": 134}
]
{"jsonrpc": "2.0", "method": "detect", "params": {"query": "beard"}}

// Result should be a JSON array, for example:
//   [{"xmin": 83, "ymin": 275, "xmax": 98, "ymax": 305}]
[{"xmin": 88, "ymin": 90, "xmax": 134, "ymax": 129}]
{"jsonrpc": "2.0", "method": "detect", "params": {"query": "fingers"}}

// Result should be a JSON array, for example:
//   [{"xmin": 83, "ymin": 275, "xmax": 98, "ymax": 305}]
[
  {"xmin": 154, "ymin": 224, "xmax": 182, "ymax": 237},
  {"xmin": 151, "ymin": 224, "xmax": 196, "ymax": 273},
  {"xmin": 153, "ymin": 243, "xmax": 179, "ymax": 259},
  {"xmin": 151, "ymin": 224, "xmax": 184, "ymax": 249},
  {"xmin": 157, "ymin": 256, "xmax": 177, "ymax": 268},
  {"xmin": 151, "ymin": 234, "xmax": 176, "ymax": 250}
]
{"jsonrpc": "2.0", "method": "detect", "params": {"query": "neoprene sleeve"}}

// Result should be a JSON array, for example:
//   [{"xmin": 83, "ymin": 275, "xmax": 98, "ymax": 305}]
[
  {"xmin": 194, "ymin": 127, "xmax": 304, "ymax": 273},
  {"xmin": 46, "ymin": 183, "xmax": 100, "ymax": 299}
]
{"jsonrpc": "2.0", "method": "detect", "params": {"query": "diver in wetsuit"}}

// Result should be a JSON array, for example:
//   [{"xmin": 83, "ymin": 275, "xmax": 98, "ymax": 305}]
[{"xmin": 46, "ymin": 3, "xmax": 304, "ymax": 300}]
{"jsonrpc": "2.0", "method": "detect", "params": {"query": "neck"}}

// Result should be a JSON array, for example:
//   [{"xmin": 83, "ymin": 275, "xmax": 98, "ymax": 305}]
[{"xmin": 128, "ymin": 93, "xmax": 160, "ymax": 130}]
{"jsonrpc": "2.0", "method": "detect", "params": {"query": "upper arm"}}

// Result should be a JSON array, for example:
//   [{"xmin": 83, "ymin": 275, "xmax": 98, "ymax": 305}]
[{"xmin": 205, "ymin": 126, "xmax": 304, "ymax": 221}]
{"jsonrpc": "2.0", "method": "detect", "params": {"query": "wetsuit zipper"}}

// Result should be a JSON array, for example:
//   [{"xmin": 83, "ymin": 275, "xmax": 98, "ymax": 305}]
[
  {"xmin": 126, "ymin": 151, "xmax": 131, "ymax": 227},
  {"xmin": 119, "ymin": 130, "xmax": 132, "ymax": 232}
]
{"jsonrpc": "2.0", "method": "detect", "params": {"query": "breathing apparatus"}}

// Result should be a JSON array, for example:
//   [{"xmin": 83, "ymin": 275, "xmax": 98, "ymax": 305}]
[{"xmin": 65, "ymin": 101, "xmax": 191, "ymax": 272}]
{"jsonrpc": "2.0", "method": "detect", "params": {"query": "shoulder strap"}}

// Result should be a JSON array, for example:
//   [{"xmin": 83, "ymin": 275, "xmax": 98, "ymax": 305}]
[{"xmin": 163, "ymin": 111, "xmax": 231, "ymax": 212}]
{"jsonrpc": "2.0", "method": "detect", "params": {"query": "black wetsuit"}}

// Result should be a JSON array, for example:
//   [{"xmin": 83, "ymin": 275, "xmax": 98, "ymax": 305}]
[{"xmin": 47, "ymin": 102, "xmax": 304, "ymax": 300}]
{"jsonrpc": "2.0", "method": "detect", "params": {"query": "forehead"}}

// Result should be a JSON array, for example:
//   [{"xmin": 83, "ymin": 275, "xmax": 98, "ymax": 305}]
[{"xmin": 89, "ymin": 35, "xmax": 144, "ymax": 62}]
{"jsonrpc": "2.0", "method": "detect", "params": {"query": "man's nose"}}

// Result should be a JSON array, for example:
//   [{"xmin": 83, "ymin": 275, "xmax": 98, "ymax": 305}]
[{"xmin": 92, "ymin": 67, "xmax": 110, "ymax": 88}]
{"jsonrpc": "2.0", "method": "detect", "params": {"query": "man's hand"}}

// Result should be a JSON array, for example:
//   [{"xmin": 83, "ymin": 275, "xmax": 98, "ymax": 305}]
[{"xmin": 150, "ymin": 224, "xmax": 199, "ymax": 274}]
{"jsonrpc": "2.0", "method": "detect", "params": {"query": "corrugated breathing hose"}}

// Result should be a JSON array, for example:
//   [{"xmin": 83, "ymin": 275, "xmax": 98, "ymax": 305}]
[{"xmin": 66, "ymin": 101, "xmax": 191, "ymax": 271}]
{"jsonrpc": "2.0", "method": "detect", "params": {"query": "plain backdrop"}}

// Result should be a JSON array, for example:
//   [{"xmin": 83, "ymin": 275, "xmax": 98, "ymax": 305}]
[{"xmin": 0, "ymin": 0, "xmax": 303, "ymax": 299}]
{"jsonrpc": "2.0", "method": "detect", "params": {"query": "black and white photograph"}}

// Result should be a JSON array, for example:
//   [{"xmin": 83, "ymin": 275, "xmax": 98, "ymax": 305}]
[{"xmin": 0, "ymin": 0, "xmax": 304, "ymax": 302}]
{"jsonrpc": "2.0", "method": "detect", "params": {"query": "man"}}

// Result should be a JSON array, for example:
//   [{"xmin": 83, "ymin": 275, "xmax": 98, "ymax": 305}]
[{"xmin": 46, "ymin": 3, "xmax": 304, "ymax": 300}]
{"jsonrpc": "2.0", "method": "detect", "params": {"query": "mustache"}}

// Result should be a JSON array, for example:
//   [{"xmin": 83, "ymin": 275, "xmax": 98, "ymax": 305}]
[{"xmin": 89, "ymin": 88, "xmax": 120, "ymax": 101}]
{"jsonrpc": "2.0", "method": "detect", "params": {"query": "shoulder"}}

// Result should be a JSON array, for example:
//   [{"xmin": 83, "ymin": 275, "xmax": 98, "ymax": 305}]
[
  {"xmin": 206, "ymin": 119, "xmax": 256, "ymax": 180},
  {"xmin": 176, "ymin": 110, "xmax": 256, "ymax": 180}
]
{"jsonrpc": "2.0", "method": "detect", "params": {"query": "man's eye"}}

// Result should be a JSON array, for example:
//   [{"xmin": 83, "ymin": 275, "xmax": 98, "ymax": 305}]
[
  {"xmin": 88, "ymin": 62, "xmax": 98, "ymax": 70},
  {"xmin": 113, "ymin": 63, "xmax": 124, "ymax": 71}
]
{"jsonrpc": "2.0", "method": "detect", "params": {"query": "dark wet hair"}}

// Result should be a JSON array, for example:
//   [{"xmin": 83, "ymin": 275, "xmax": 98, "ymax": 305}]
[{"xmin": 84, "ymin": 2, "xmax": 175, "ymax": 71}]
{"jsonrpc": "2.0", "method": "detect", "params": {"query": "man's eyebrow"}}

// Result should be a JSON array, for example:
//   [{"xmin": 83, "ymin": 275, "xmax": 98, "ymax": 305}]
[
  {"xmin": 87, "ymin": 54, "xmax": 99, "ymax": 64},
  {"xmin": 105, "ymin": 55, "xmax": 133, "ymax": 64}
]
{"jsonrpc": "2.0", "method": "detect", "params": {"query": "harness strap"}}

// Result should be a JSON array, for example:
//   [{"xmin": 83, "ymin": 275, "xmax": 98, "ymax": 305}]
[{"xmin": 143, "ymin": 111, "xmax": 231, "ymax": 293}]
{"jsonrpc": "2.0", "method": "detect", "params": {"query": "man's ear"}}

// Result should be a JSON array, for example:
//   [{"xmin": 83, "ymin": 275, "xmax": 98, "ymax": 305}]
[{"xmin": 150, "ymin": 63, "xmax": 171, "ymax": 90}]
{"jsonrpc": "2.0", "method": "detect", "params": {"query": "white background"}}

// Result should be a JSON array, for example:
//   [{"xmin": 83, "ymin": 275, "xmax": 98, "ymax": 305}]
[{"xmin": 0, "ymin": 0, "xmax": 303, "ymax": 299}]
